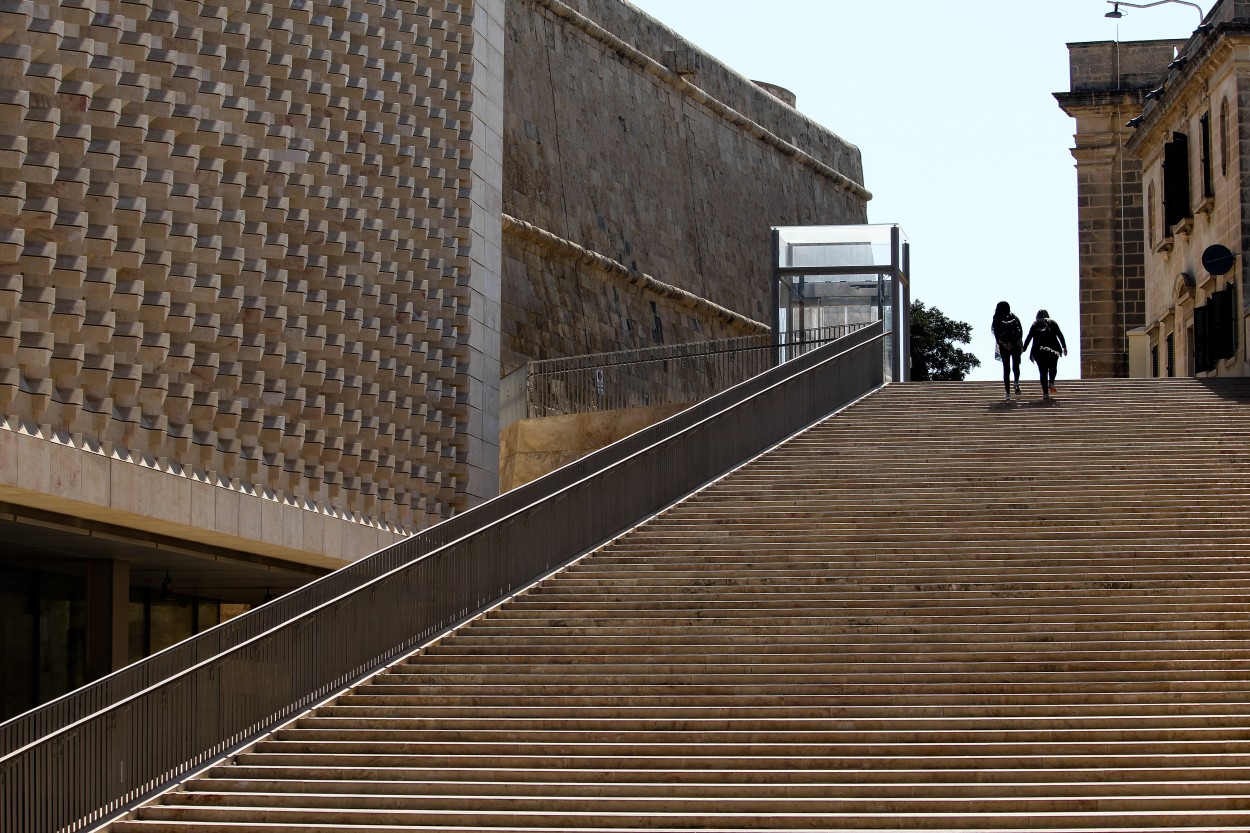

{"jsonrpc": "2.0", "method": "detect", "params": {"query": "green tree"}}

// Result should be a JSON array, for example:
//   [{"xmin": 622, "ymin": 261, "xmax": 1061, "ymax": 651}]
[{"xmin": 909, "ymin": 300, "xmax": 980, "ymax": 381}]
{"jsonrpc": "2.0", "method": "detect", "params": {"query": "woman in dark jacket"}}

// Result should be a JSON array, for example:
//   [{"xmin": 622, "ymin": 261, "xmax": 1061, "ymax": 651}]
[
  {"xmin": 1022, "ymin": 309, "xmax": 1068, "ymax": 400},
  {"xmin": 991, "ymin": 301, "xmax": 1024, "ymax": 400}
]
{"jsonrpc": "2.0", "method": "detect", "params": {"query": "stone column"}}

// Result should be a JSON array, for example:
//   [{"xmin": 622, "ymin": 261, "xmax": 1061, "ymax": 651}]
[
  {"xmin": 85, "ymin": 559, "xmax": 129, "ymax": 680},
  {"xmin": 465, "ymin": 0, "xmax": 506, "ymax": 504},
  {"xmin": 1071, "ymin": 136, "xmax": 1141, "ymax": 378},
  {"xmin": 1057, "ymin": 40, "xmax": 1180, "ymax": 378}
]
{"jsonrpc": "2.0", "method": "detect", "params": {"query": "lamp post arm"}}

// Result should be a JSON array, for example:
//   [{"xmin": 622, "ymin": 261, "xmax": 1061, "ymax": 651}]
[{"xmin": 1106, "ymin": 0, "xmax": 1205, "ymax": 22}]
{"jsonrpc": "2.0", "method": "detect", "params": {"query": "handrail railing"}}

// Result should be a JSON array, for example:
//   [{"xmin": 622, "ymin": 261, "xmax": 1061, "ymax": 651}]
[
  {"xmin": 525, "ymin": 323, "xmax": 863, "ymax": 417},
  {"xmin": 0, "ymin": 321, "xmax": 885, "ymax": 833}
]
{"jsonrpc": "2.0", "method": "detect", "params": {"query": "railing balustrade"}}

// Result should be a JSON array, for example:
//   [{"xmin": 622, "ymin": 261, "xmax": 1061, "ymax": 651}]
[
  {"xmin": 0, "ymin": 322, "xmax": 885, "ymax": 833},
  {"xmin": 525, "ymin": 324, "xmax": 864, "ymax": 418}
]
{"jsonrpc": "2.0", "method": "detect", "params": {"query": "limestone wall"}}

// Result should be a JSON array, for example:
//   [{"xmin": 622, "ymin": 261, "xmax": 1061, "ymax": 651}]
[
  {"xmin": 499, "ymin": 401, "xmax": 689, "ymax": 491},
  {"xmin": 1058, "ymin": 40, "xmax": 1181, "ymax": 377},
  {"xmin": 501, "ymin": 0, "xmax": 869, "ymax": 372},
  {"xmin": 0, "ymin": 0, "xmax": 496, "ymax": 548}
]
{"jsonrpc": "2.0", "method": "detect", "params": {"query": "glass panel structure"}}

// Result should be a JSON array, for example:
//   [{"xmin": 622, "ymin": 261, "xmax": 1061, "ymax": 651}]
[{"xmin": 772, "ymin": 224, "xmax": 911, "ymax": 381}]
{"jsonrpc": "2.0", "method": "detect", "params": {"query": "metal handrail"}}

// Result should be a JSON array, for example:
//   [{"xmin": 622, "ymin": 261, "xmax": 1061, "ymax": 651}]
[
  {"xmin": 526, "ymin": 324, "xmax": 864, "ymax": 417},
  {"xmin": 527, "ymin": 324, "xmax": 858, "ymax": 373},
  {"xmin": 0, "ymin": 321, "xmax": 885, "ymax": 833}
]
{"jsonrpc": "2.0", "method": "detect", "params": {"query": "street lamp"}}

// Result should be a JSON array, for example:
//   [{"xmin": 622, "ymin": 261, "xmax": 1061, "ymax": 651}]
[{"xmin": 1105, "ymin": 0, "xmax": 1205, "ymax": 23}]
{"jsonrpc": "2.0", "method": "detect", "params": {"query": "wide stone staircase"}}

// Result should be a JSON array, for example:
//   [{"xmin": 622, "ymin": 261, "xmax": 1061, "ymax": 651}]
[{"xmin": 112, "ymin": 379, "xmax": 1250, "ymax": 830}]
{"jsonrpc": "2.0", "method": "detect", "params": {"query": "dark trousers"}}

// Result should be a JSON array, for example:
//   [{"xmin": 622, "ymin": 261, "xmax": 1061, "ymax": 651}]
[
  {"xmin": 1037, "ymin": 353, "xmax": 1058, "ymax": 394},
  {"xmin": 1001, "ymin": 350, "xmax": 1020, "ymax": 390}
]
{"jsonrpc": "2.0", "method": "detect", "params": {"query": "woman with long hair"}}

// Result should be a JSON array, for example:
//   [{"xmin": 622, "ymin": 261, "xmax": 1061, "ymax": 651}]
[{"xmin": 991, "ymin": 301, "xmax": 1024, "ymax": 400}]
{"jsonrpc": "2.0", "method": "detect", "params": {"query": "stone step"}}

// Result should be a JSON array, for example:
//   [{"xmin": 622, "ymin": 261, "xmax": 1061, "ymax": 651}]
[
  {"xmin": 284, "ymin": 717, "xmax": 1250, "ymax": 738},
  {"xmin": 103, "ymin": 379, "xmax": 1250, "ymax": 831},
  {"xmin": 230, "ymin": 748, "xmax": 1250, "ymax": 771},
  {"xmin": 113, "ymin": 802, "xmax": 1250, "ymax": 831},
  {"xmin": 427, "ymin": 634, "xmax": 1250, "ymax": 651},
  {"xmin": 358, "ymin": 680, "xmax": 1250, "ymax": 697},
  {"xmin": 312, "ymin": 695, "xmax": 1250, "ymax": 715},
  {"xmin": 107, "ymin": 820, "xmax": 1250, "ymax": 833},
  {"xmin": 568, "ymin": 555, "xmax": 1250, "ymax": 570},
  {"xmin": 332, "ymin": 690, "xmax": 1250, "ymax": 710},
  {"xmin": 455, "ymin": 618, "xmax": 1250, "ymax": 636},
  {"xmin": 439, "ymin": 628, "xmax": 1250, "ymax": 647},
  {"xmin": 584, "ymin": 543, "xmax": 1250, "ymax": 555},
  {"xmin": 536, "ymin": 580, "xmax": 1250, "ymax": 594},
  {"xmin": 146, "ymin": 788, "xmax": 1250, "ymax": 818},
  {"xmin": 389, "ymin": 654, "xmax": 1250, "ymax": 676},
  {"xmin": 477, "ymin": 605, "xmax": 1250, "ymax": 623},
  {"xmin": 252, "ymin": 737, "xmax": 1250, "ymax": 759},
  {"xmin": 645, "ymin": 503, "xmax": 1250, "ymax": 516},
  {"xmin": 409, "ymin": 648, "xmax": 1250, "ymax": 666},
  {"xmin": 514, "ymin": 587, "xmax": 1250, "ymax": 603},
  {"xmin": 181, "ymin": 775, "xmax": 1250, "ymax": 799},
  {"xmin": 635, "ymin": 518, "xmax": 1250, "ymax": 531},
  {"xmin": 208, "ymin": 763, "xmax": 1250, "ymax": 787},
  {"xmin": 378, "ymin": 670, "xmax": 1250, "ymax": 689}
]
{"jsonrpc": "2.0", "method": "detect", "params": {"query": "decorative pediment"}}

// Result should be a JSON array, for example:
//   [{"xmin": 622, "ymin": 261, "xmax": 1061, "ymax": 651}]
[{"xmin": 1174, "ymin": 271, "xmax": 1196, "ymax": 301}]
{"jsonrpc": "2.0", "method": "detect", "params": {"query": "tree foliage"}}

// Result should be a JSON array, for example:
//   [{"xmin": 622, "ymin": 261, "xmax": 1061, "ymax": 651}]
[{"xmin": 909, "ymin": 300, "xmax": 980, "ymax": 381}]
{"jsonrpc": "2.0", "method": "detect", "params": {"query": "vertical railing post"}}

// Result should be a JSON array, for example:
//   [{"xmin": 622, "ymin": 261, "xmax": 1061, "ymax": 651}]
[{"xmin": 771, "ymin": 229, "xmax": 781, "ymax": 367}]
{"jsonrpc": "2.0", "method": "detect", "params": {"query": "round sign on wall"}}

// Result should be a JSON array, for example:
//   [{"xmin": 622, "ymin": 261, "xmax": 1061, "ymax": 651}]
[{"xmin": 1202, "ymin": 244, "xmax": 1237, "ymax": 276}]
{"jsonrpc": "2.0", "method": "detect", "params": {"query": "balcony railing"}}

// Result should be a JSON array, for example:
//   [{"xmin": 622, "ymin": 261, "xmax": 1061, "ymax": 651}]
[{"xmin": 0, "ymin": 322, "xmax": 885, "ymax": 833}]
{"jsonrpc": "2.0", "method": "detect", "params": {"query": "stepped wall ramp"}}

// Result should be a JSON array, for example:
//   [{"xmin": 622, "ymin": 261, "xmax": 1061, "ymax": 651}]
[
  {"xmin": 0, "ymin": 326, "xmax": 887, "ymax": 833},
  {"xmin": 101, "ymin": 377, "xmax": 1250, "ymax": 832}
]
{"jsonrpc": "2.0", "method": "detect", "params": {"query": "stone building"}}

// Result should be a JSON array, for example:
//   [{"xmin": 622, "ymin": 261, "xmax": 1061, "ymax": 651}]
[
  {"xmin": 1056, "ymin": 38, "xmax": 1183, "ymax": 378},
  {"xmin": 0, "ymin": 0, "xmax": 867, "ymax": 720},
  {"xmin": 1059, "ymin": 0, "xmax": 1250, "ymax": 379},
  {"xmin": 0, "ymin": 0, "xmax": 507, "ymax": 720}
]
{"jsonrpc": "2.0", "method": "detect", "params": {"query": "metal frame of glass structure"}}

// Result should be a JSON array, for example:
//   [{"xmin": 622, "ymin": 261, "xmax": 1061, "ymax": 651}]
[{"xmin": 771, "ymin": 224, "xmax": 911, "ymax": 381}]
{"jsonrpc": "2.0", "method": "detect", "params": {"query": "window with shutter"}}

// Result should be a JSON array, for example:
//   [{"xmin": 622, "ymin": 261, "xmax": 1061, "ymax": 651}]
[
  {"xmin": 1227, "ymin": 285, "xmax": 1239, "ymax": 358},
  {"xmin": 1195, "ymin": 305, "xmax": 1211, "ymax": 373},
  {"xmin": 1200, "ymin": 113, "xmax": 1214, "ymax": 199},
  {"xmin": 1221, "ymin": 98, "xmax": 1230, "ymax": 178},
  {"xmin": 1163, "ymin": 133, "xmax": 1192, "ymax": 229},
  {"xmin": 1213, "ymin": 285, "xmax": 1238, "ymax": 360}
]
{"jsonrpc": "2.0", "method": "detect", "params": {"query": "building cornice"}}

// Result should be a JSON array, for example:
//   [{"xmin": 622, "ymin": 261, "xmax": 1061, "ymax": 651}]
[
  {"xmin": 1126, "ymin": 24, "xmax": 1250, "ymax": 155},
  {"xmin": 1055, "ymin": 90, "xmax": 1149, "ymax": 113}
]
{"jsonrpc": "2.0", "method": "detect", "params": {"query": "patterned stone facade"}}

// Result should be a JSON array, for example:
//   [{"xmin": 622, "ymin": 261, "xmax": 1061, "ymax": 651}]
[
  {"xmin": 0, "ymin": 0, "xmax": 494, "ymax": 544},
  {"xmin": 500, "ymin": 0, "xmax": 869, "ymax": 373}
]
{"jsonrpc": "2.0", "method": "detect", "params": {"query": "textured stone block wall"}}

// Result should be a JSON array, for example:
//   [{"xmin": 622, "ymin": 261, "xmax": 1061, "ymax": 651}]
[
  {"xmin": 0, "ymin": 0, "xmax": 481, "ymax": 535},
  {"xmin": 1059, "ymin": 40, "xmax": 1180, "ymax": 378},
  {"xmin": 501, "ymin": 0, "xmax": 869, "ymax": 372}
]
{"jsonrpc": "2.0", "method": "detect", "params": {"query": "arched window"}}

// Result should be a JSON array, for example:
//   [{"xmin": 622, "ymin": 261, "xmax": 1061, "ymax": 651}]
[{"xmin": 1220, "ymin": 97, "xmax": 1230, "ymax": 177}]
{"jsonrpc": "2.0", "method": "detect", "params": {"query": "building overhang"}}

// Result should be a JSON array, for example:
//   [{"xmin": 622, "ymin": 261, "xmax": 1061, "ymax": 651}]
[{"xmin": 1054, "ymin": 90, "xmax": 1150, "ymax": 115}]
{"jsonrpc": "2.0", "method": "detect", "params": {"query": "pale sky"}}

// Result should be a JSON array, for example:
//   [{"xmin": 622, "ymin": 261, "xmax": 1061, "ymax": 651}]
[{"xmin": 625, "ymin": 0, "xmax": 1205, "ymax": 379}]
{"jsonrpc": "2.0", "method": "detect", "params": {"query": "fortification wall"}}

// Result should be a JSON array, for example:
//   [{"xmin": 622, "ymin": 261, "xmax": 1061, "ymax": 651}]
[
  {"xmin": 501, "ymin": 0, "xmax": 870, "ymax": 372},
  {"xmin": 0, "ymin": 0, "xmax": 498, "ymax": 552}
]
